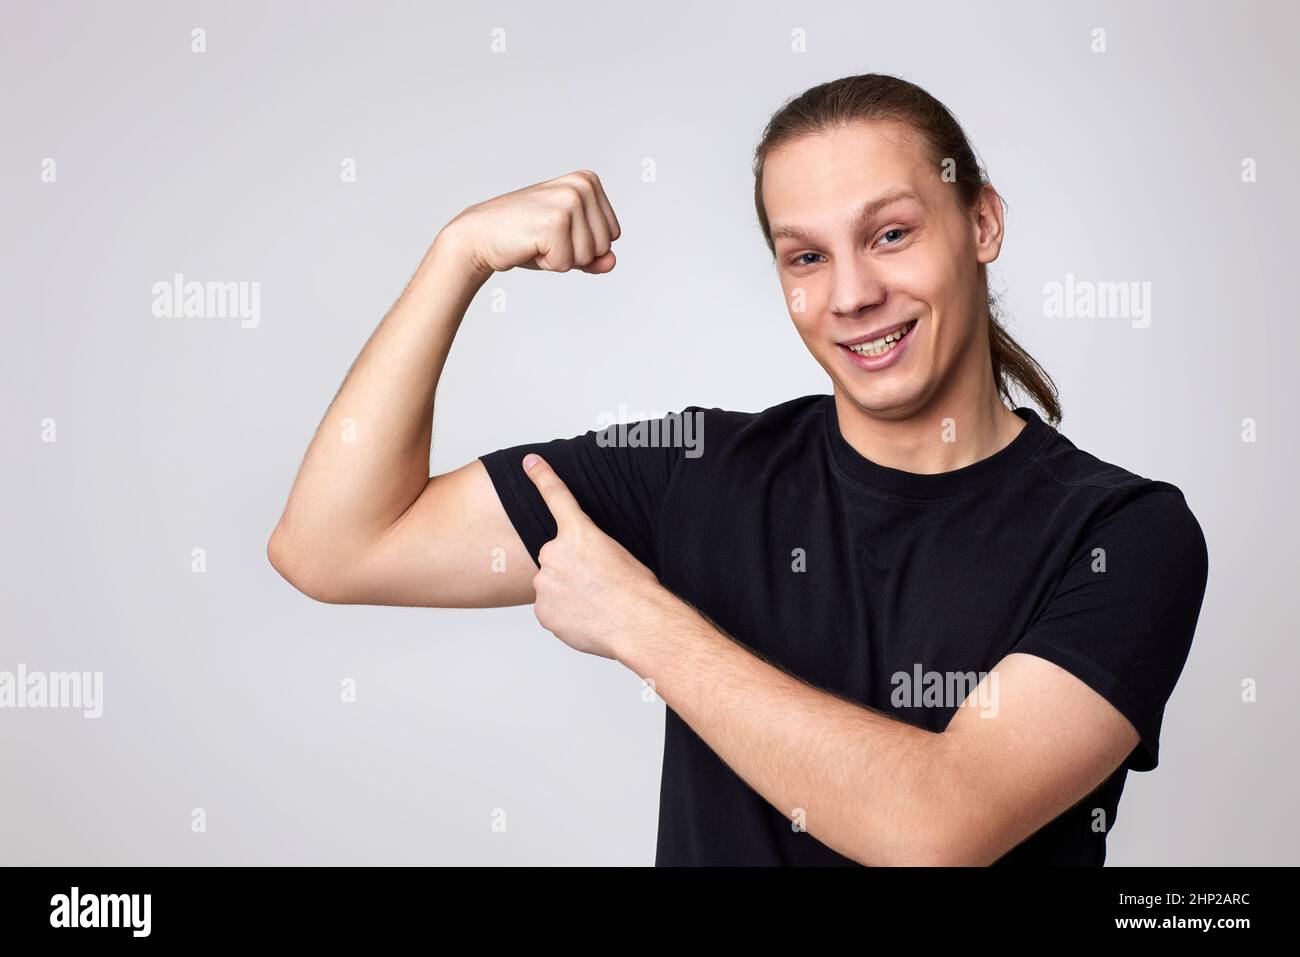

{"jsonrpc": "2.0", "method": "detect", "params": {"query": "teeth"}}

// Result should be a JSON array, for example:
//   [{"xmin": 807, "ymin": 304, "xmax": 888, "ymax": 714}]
[{"xmin": 848, "ymin": 321, "xmax": 913, "ymax": 356}]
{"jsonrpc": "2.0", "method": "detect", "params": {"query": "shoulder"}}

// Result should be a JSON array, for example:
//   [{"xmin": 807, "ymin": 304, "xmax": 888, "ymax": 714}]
[{"xmin": 1024, "ymin": 421, "xmax": 1208, "ymax": 577}]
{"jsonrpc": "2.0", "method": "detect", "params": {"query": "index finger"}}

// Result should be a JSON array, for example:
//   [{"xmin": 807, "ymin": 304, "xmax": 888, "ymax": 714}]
[{"xmin": 522, "ymin": 453, "xmax": 588, "ymax": 530}]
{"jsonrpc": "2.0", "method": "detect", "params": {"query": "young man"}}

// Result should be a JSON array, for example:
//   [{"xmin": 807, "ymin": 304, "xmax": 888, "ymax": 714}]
[{"xmin": 268, "ymin": 77, "xmax": 1209, "ymax": 866}]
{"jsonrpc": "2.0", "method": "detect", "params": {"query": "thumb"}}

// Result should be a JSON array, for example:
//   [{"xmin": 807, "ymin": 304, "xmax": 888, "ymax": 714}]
[
  {"xmin": 579, "ymin": 249, "xmax": 616, "ymax": 274},
  {"xmin": 522, "ymin": 454, "xmax": 589, "ymax": 530}
]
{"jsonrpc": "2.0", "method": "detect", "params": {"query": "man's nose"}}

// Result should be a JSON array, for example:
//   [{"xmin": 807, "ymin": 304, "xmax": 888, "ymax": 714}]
[{"xmin": 828, "ymin": 256, "xmax": 888, "ymax": 320}]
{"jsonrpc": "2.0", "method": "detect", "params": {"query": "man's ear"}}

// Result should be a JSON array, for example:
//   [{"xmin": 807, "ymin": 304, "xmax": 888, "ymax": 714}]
[{"xmin": 973, "ymin": 183, "xmax": 1005, "ymax": 266}]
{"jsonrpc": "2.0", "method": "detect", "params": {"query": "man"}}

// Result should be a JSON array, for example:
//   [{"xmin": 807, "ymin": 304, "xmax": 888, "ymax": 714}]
[{"xmin": 269, "ymin": 107, "xmax": 1207, "ymax": 866}]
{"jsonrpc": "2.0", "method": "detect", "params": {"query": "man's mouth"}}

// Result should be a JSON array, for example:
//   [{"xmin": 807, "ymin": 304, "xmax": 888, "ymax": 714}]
[{"xmin": 841, "ymin": 319, "xmax": 918, "ymax": 357}]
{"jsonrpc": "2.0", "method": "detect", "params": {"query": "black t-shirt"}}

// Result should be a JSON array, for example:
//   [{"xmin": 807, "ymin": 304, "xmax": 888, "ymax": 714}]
[{"xmin": 479, "ymin": 395, "xmax": 1210, "ymax": 866}]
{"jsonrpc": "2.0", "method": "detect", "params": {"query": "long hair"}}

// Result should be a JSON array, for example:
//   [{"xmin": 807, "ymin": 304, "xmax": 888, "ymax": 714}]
[{"xmin": 752, "ymin": 73, "xmax": 1062, "ymax": 425}]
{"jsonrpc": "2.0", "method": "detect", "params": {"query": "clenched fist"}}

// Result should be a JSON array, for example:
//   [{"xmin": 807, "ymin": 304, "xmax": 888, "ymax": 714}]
[{"xmin": 441, "ymin": 170, "xmax": 622, "ymax": 276}]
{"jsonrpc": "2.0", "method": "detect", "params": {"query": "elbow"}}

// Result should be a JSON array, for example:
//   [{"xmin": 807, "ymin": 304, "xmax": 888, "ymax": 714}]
[
  {"xmin": 907, "ymin": 828, "xmax": 1003, "ymax": 867},
  {"xmin": 266, "ymin": 521, "xmax": 355, "ymax": 604},
  {"xmin": 906, "ymin": 790, "xmax": 1016, "ymax": 867},
  {"xmin": 856, "ymin": 736, "xmax": 1009, "ymax": 867},
  {"xmin": 861, "ymin": 816, "xmax": 1001, "ymax": 868},
  {"xmin": 856, "ymin": 822, "xmax": 990, "ymax": 868}
]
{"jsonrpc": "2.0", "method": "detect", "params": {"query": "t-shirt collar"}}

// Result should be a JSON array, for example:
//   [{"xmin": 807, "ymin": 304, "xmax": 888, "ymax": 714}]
[{"xmin": 822, "ymin": 395, "xmax": 1054, "ymax": 500}]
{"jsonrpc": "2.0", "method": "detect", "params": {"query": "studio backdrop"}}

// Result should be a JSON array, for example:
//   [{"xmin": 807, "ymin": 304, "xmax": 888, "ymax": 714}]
[{"xmin": 2, "ymin": 0, "xmax": 1296, "ymax": 865}]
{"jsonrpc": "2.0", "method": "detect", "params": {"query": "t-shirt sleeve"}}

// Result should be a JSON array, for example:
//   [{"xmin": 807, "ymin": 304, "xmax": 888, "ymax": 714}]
[
  {"xmin": 477, "ymin": 407, "xmax": 700, "ymax": 575},
  {"xmin": 1008, "ymin": 488, "xmax": 1210, "ymax": 772}
]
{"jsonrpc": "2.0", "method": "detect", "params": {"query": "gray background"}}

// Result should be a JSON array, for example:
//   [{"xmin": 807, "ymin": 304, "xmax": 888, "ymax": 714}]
[{"xmin": 2, "ymin": 0, "xmax": 1295, "ymax": 865}]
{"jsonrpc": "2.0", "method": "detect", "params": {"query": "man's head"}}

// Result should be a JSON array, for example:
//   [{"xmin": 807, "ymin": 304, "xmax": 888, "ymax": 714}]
[{"xmin": 753, "ymin": 73, "xmax": 1060, "ymax": 425}]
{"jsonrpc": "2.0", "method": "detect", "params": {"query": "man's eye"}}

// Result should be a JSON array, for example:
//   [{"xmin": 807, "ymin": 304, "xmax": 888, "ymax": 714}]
[
  {"xmin": 787, "ymin": 230, "xmax": 907, "ymax": 266},
  {"xmin": 790, "ymin": 252, "xmax": 825, "ymax": 267}
]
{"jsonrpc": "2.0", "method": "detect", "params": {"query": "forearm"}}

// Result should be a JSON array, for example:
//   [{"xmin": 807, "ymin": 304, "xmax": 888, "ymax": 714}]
[
  {"xmin": 615, "ymin": 588, "xmax": 955, "ymax": 866},
  {"xmin": 273, "ymin": 227, "xmax": 490, "ymax": 554}
]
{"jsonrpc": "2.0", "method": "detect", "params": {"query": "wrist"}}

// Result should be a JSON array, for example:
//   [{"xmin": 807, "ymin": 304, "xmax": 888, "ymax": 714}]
[{"xmin": 427, "ymin": 222, "xmax": 493, "ymax": 287}]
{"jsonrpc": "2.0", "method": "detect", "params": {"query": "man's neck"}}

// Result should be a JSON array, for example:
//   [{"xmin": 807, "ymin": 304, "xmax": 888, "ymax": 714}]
[{"xmin": 832, "ymin": 386, "xmax": 1026, "ymax": 476}]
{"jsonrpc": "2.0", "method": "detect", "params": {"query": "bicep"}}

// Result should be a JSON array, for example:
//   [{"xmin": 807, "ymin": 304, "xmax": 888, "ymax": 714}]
[
  {"xmin": 332, "ymin": 411, "xmax": 690, "ymax": 608},
  {"xmin": 934, "ymin": 652, "xmax": 1140, "ymax": 864},
  {"xmin": 341, "ymin": 459, "xmax": 538, "ymax": 608}
]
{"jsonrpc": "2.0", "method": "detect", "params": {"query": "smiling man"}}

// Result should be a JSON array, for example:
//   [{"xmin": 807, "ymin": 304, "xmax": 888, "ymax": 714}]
[{"xmin": 268, "ymin": 73, "xmax": 1209, "ymax": 866}]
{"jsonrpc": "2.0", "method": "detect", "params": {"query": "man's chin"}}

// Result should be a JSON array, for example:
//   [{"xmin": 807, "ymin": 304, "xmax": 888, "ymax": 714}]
[{"xmin": 835, "ymin": 380, "xmax": 927, "ymax": 423}]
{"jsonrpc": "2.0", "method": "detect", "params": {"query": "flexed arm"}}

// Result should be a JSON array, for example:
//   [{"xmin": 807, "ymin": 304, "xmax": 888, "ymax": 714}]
[{"xmin": 267, "ymin": 171, "xmax": 621, "ymax": 607}]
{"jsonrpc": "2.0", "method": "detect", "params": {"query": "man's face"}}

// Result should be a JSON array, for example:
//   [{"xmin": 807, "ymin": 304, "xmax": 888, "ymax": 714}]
[{"xmin": 762, "ymin": 120, "xmax": 1002, "ymax": 421}]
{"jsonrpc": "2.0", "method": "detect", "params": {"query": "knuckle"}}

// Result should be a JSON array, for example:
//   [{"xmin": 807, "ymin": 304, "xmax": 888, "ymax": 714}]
[
  {"xmin": 554, "ymin": 183, "xmax": 585, "ymax": 207},
  {"xmin": 542, "ymin": 205, "xmax": 571, "ymax": 229}
]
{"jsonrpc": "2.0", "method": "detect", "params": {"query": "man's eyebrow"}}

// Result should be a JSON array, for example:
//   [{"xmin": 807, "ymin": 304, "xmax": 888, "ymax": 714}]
[{"xmin": 769, "ymin": 187, "xmax": 923, "ymax": 245}]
